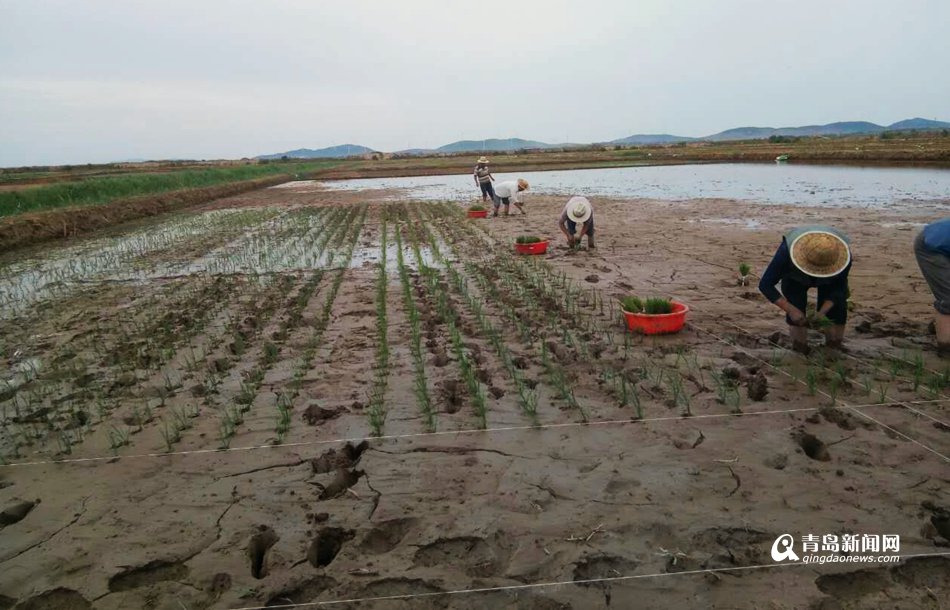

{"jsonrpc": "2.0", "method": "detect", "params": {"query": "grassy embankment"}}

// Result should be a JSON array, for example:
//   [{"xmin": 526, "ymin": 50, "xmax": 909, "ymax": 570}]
[{"xmin": 0, "ymin": 160, "xmax": 337, "ymax": 217}]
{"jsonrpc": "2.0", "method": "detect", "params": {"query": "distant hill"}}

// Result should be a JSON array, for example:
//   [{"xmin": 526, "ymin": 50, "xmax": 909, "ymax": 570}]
[
  {"xmin": 887, "ymin": 117, "xmax": 950, "ymax": 130},
  {"xmin": 436, "ymin": 138, "xmax": 551, "ymax": 153},
  {"xmin": 254, "ymin": 118, "xmax": 949, "ymax": 159},
  {"xmin": 256, "ymin": 144, "xmax": 375, "ymax": 160},
  {"xmin": 393, "ymin": 148, "xmax": 436, "ymax": 156},
  {"xmin": 610, "ymin": 134, "xmax": 695, "ymax": 145}
]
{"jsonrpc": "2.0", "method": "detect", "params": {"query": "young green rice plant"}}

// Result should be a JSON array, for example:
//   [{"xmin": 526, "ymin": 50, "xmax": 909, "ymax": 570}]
[
  {"xmin": 184, "ymin": 346, "xmax": 203, "ymax": 373},
  {"xmin": 108, "ymin": 425, "xmax": 131, "ymax": 455},
  {"xmin": 368, "ymin": 213, "xmax": 390, "ymax": 436},
  {"xmin": 644, "ymin": 298, "xmax": 673, "ymax": 315},
  {"xmin": 274, "ymin": 393, "xmax": 292, "ymax": 444},
  {"xmin": 515, "ymin": 235, "xmax": 543, "ymax": 244},
  {"xmin": 888, "ymin": 357, "xmax": 902, "ymax": 381},
  {"xmin": 55, "ymin": 429, "xmax": 73, "ymax": 455},
  {"xmin": 828, "ymin": 377, "xmax": 840, "ymax": 406},
  {"xmin": 262, "ymin": 341, "xmax": 279, "ymax": 366},
  {"xmin": 912, "ymin": 351, "xmax": 925, "ymax": 392},
  {"xmin": 924, "ymin": 372, "xmax": 943, "ymax": 399},
  {"xmin": 667, "ymin": 370, "xmax": 691, "ymax": 416},
  {"xmin": 620, "ymin": 296, "xmax": 643, "ymax": 314},
  {"xmin": 806, "ymin": 367, "xmax": 818, "ymax": 396},
  {"xmin": 162, "ymin": 369, "xmax": 181, "ymax": 393},
  {"xmin": 159, "ymin": 417, "xmax": 181, "ymax": 452},
  {"xmin": 877, "ymin": 381, "xmax": 889, "ymax": 403},
  {"xmin": 171, "ymin": 406, "xmax": 192, "ymax": 430},
  {"xmin": 862, "ymin": 373, "xmax": 872, "ymax": 396},
  {"xmin": 835, "ymin": 363, "xmax": 848, "ymax": 387},
  {"xmin": 218, "ymin": 414, "xmax": 235, "ymax": 450},
  {"xmin": 738, "ymin": 262, "xmax": 752, "ymax": 278},
  {"xmin": 237, "ymin": 381, "xmax": 256, "ymax": 407}
]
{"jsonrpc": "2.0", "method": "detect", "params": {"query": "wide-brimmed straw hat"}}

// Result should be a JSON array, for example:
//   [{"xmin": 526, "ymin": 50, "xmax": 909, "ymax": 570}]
[
  {"xmin": 565, "ymin": 196, "xmax": 592, "ymax": 223},
  {"xmin": 789, "ymin": 230, "xmax": 851, "ymax": 278},
  {"xmin": 477, "ymin": 156, "xmax": 490, "ymax": 164},
  {"xmin": 517, "ymin": 178, "xmax": 529, "ymax": 191}
]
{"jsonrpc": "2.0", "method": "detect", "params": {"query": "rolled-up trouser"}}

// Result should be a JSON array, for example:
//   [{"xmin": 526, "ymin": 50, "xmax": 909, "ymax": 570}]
[
  {"xmin": 479, "ymin": 181, "xmax": 495, "ymax": 200},
  {"xmin": 914, "ymin": 231, "xmax": 950, "ymax": 314},
  {"xmin": 780, "ymin": 275, "xmax": 848, "ymax": 326}
]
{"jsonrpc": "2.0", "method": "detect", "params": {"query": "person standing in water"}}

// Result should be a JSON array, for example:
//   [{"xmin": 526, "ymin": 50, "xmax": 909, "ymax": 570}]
[{"xmin": 473, "ymin": 156, "xmax": 496, "ymax": 204}]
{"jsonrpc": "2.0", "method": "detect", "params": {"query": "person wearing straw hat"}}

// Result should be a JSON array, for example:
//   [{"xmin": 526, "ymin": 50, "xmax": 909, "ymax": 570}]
[
  {"xmin": 914, "ymin": 218, "xmax": 950, "ymax": 357},
  {"xmin": 558, "ymin": 196, "xmax": 595, "ymax": 249},
  {"xmin": 473, "ymin": 156, "xmax": 496, "ymax": 203},
  {"xmin": 758, "ymin": 226, "xmax": 852, "ymax": 353},
  {"xmin": 492, "ymin": 178, "xmax": 529, "ymax": 217}
]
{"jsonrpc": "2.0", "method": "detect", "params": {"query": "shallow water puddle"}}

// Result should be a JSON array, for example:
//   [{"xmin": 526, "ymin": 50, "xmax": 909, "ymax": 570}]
[{"xmin": 693, "ymin": 217, "xmax": 764, "ymax": 230}]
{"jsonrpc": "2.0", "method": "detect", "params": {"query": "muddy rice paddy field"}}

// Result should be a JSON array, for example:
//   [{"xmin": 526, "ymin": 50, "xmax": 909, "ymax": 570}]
[{"xmin": 0, "ymin": 178, "xmax": 948, "ymax": 609}]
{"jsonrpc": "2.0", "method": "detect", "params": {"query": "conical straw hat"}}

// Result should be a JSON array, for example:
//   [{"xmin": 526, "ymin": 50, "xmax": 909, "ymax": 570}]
[
  {"xmin": 565, "ymin": 196, "xmax": 592, "ymax": 223},
  {"xmin": 477, "ymin": 156, "xmax": 489, "ymax": 164},
  {"xmin": 789, "ymin": 230, "xmax": 850, "ymax": 278},
  {"xmin": 517, "ymin": 178, "xmax": 529, "ymax": 190}
]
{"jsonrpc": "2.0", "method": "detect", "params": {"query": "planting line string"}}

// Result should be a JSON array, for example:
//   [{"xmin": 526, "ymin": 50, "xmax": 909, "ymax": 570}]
[
  {"xmin": 3, "ymin": 399, "xmax": 947, "ymax": 469},
  {"xmin": 0, "ymin": 407, "xmax": 822, "ymax": 468},
  {"xmin": 715, "ymin": 318, "xmax": 950, "ymax": 429},
  {"xmin": 690, "ymin": 322, "xmax": 950, "ymax": 463},
  {"xmin": 230, "ymin": 551, "xmax": 950, "ymax": 610}
]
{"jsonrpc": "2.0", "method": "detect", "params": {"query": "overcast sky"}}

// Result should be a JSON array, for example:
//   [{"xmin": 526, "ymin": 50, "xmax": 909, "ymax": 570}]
[{"xmin": 1, "ymin": 0, "xmax": 948, "ymax": 166}]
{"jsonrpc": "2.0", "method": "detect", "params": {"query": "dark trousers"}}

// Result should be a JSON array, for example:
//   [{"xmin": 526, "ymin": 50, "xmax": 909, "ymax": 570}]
[{"xmin": 780, "ymin": 276, "xmax": 848, "ymax": 325}]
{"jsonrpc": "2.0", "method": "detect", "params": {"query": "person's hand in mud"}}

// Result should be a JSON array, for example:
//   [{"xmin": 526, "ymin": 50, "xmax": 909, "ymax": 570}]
[
  {"xmin": 567, "ymin": 235, "xmax": 576, "ymax": 248},
  {"xmin": 808, "ymin": 301, "xmax": 835, "ymax": 329},
  {"xmin": 787, "ymin": 306, "xmax": 807, "ymax": 327}
]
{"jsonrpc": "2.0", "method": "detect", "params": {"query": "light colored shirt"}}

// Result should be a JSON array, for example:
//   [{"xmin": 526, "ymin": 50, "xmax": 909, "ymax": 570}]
[
  {"xmin": 474, "ymin": 166, "xmax": 492, "ymax": 183},
  {"xmin": 494, "ymin": 181, "xmax": 523, "ymax": 203}
]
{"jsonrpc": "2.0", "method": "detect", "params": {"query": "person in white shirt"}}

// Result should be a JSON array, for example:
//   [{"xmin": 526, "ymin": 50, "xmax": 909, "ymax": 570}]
[
  {"xmin": 492, "ymin": 178, "xmax": 529, "ymax": 217},
  {"xmin": 558, "ymin": 196, "xmax": 595, "ymax": 249}
]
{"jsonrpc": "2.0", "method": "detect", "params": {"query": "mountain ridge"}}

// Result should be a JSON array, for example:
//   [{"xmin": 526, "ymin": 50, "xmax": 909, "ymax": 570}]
[{"xmin": 257, "ymin": 118, "xmax": 950, "ymax": 158}]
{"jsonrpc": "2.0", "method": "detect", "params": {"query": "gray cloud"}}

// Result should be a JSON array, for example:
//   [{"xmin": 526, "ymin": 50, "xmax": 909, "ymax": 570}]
[{"xmin": 1, "ymin": 0, "xmax": 948, "ymax": 166}]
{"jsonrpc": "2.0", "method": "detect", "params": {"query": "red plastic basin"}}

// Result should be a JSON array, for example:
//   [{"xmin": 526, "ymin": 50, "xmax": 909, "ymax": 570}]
[
  {"xmin": 467, "ymin": 209, "xmax": 488, "ymax": 218},
  {"xmin": 514, "ymin": 240, "xmax": 549, "ymax": 255},
  {"xmin": 622, "ymin": 301, "xmax": 689, "ymax": 335}
]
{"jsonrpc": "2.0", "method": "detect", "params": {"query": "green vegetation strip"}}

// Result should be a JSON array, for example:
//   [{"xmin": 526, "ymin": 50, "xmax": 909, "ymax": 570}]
[{"xmin": 0, "ymin": 161, "xmax": 338, "ymax": 217}]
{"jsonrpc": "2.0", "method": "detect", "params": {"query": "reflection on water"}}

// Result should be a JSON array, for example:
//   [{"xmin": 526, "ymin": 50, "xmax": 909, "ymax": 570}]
[{"xmin": 320, "ymin": 163, "xmax": 950, "ymax": 209}]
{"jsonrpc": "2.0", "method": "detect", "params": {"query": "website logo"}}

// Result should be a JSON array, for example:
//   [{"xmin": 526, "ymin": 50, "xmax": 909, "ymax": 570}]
[
  {"xmin": 771, "ymin": 534, "xmax": 800, "ymax": 562},
  {"xmin": 769, "ymin": 533, "xmax": 900, "ymax": 565}
]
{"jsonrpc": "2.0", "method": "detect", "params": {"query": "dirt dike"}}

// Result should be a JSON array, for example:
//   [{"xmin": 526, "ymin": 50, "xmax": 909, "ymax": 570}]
[{"xmin": 0, "ymin": 174, "xmax": 291, "ymax": 254}]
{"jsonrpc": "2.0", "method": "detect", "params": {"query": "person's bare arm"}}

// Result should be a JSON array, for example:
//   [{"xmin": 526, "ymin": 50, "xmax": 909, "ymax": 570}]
[{"xmin": 775, "ymin": 297, "xmax": 806, "ymax": 325}]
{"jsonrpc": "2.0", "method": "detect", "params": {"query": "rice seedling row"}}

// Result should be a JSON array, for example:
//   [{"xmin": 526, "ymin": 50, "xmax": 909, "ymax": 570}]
[
  {"xmin": 392, "ymin": 213, "xmax": 436, "ymax": 432},
  {"xmin": 404, "ymin": 212, "xmax": 488, "ymax": 429}
]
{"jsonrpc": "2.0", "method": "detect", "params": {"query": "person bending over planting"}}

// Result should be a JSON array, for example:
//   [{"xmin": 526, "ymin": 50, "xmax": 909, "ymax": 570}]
[
  {"xmin": 914, "ymin": 218, "xmax": 950, "ymax": 357},
  {"xmin": 558, "ymin": 196, "xmax": 594, "ymax": 249},
  {"xmin": 473, "ymin": 156, "xmax": 496, "ymax": 203},
  {"xmin": 493, "ymin": 179, "xmax": 529, "ymax": 216},
  {"xmin": 758, "ymin": 226, "xmax": 851, "ymax": 354}
]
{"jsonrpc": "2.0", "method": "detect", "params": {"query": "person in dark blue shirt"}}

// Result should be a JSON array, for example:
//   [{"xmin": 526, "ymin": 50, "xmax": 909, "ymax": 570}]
[
  {"xmin": 758, "ymin": 226, "xmax": 852, "ymax": 354},
  {"xmin": 914, "ymin": 218, "xmax": 950, "ymax": 357}
]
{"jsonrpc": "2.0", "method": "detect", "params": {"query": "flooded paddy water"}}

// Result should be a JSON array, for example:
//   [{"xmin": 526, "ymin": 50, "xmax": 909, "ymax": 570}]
[{"xmin": 322, "ymin": 162, "xmax": 950, "ymax": 210}]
